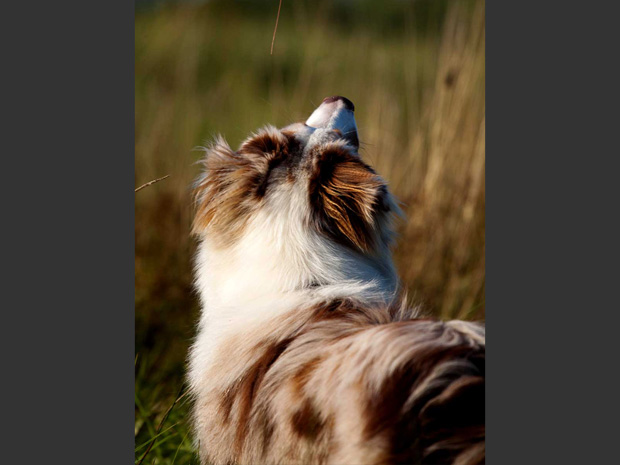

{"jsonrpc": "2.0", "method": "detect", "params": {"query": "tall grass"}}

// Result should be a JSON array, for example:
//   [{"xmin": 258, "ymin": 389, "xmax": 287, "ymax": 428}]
[{"xmin": 135, "ymin": 1, "xmax": 484, "ymax": 462}]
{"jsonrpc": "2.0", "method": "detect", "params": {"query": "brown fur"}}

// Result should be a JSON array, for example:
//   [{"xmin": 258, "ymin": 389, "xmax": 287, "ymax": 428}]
[
  {"xmin": 192, "ymin": 128, "xmax": 296, "ymax": 245},
  {"xmin": 193, "ymin": 128, "xmax": 393, "ymax": 256},
  {"xmin": 192, "ymin": 299, "xmax": 484, "ymax": 465},
  {"xmin": 307, "ymin": 142, "xmax": 391, "ymax": 253}
]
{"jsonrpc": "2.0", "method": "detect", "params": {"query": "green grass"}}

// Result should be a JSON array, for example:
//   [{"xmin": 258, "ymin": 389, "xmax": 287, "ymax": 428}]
[
  {"xmin": 135, "ymin": 351, "xmax": 195, "ymax": 464},
  {"xmin": 135, "ymin": 1, "xmax": 485, "ymax": 462}
]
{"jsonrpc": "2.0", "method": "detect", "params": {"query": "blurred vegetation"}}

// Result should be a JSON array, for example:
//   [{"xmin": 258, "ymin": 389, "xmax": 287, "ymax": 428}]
[{"xmin": 135, "ymin": 0, "xmax": 485, "ymax": 463}]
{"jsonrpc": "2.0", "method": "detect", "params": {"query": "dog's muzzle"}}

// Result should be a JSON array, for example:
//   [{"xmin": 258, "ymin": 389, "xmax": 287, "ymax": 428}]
[{"xmin": 305, "ymin": 96, "xmax": 359, "ymax": 148}]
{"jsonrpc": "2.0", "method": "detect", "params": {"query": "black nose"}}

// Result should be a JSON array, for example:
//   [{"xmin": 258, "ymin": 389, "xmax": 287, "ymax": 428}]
[{"xmin": 321, "ymin": 95, "xmax": 355, "ymax": 112}]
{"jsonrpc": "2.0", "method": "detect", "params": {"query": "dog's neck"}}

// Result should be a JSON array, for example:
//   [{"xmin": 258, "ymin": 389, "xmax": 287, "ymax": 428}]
[
  {"xmin": 189, "ymin": 209, "xmax": 400, "ymax": 393},
  {"xmin": 194, "ymin": 212, "xmax": 399, "ymax": 326}
]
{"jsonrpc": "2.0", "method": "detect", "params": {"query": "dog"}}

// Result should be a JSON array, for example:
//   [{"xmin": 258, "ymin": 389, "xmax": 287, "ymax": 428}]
[{"xmin": 188, "ymin": 96, "xmax": 485, "ymax": 465}]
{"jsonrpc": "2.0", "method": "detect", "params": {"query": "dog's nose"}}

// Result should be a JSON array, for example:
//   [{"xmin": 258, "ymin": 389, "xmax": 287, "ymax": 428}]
[
  {"xmin": 305, "ymin": 96, "xmax": 359, "ymax": 148},
  {"xmin": 307, "ymin": 96, "xmax": 356, "ymax": 129},
  {"xmin": 321, "ymin": 96, "xmax": 355, "ymax": 112}
]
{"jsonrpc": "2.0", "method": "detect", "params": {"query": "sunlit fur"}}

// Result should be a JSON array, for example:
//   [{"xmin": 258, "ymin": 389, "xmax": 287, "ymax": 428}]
[{"xmin": 189, "ymin": 99, "xmax": 485, "ymax": 465}]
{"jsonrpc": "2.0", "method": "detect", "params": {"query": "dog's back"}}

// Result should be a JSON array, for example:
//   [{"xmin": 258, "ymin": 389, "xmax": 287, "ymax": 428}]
[{"xmin": 192, "ymin": 299, "xmax": 484, "ymax": 465}]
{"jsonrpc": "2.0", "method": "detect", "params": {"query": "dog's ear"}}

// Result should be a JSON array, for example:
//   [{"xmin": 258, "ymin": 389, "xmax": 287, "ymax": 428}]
[
  {"xmin": 192, "ymin": 129, "xmax": 293, "ymax": 243},
  {"xmin": 238, "ymin": 125, "xmax": 289, "ymax": 162},
  {"xmin": 309, "ymin": 143, "xmax": 392, "ymax": 253}
]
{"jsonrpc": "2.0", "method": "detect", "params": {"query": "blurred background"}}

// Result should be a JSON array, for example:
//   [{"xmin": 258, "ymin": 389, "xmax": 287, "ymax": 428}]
[{"xmin": 135, "ymin": 0, "xmax": 484, "ymax": 462}]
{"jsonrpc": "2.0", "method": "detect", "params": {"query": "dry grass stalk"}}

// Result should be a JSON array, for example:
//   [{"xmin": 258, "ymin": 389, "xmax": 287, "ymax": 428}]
[
  {"xmin": 135, "ymin": 174, "xmax": 171, "ymax": 193},
  {"xmin": 270, "ymin": 0, "xmax": 283, "ymax": 55}
]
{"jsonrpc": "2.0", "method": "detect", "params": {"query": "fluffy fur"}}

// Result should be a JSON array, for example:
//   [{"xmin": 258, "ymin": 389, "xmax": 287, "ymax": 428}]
[{"xmin": 189, "ymin": 97, "xmax": 485, "ymax": 465}]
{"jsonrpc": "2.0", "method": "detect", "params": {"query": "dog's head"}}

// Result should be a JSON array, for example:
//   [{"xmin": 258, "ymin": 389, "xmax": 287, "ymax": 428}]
[{"xmin": 193, "ymin": 97, "xmax": 400, "ymax": 290}]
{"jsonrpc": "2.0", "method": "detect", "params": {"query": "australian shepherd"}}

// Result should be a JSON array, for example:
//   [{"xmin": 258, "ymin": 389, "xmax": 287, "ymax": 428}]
[{"xmin": 188, "ymin": 96, "xmax": 485, "ymax": 465}]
